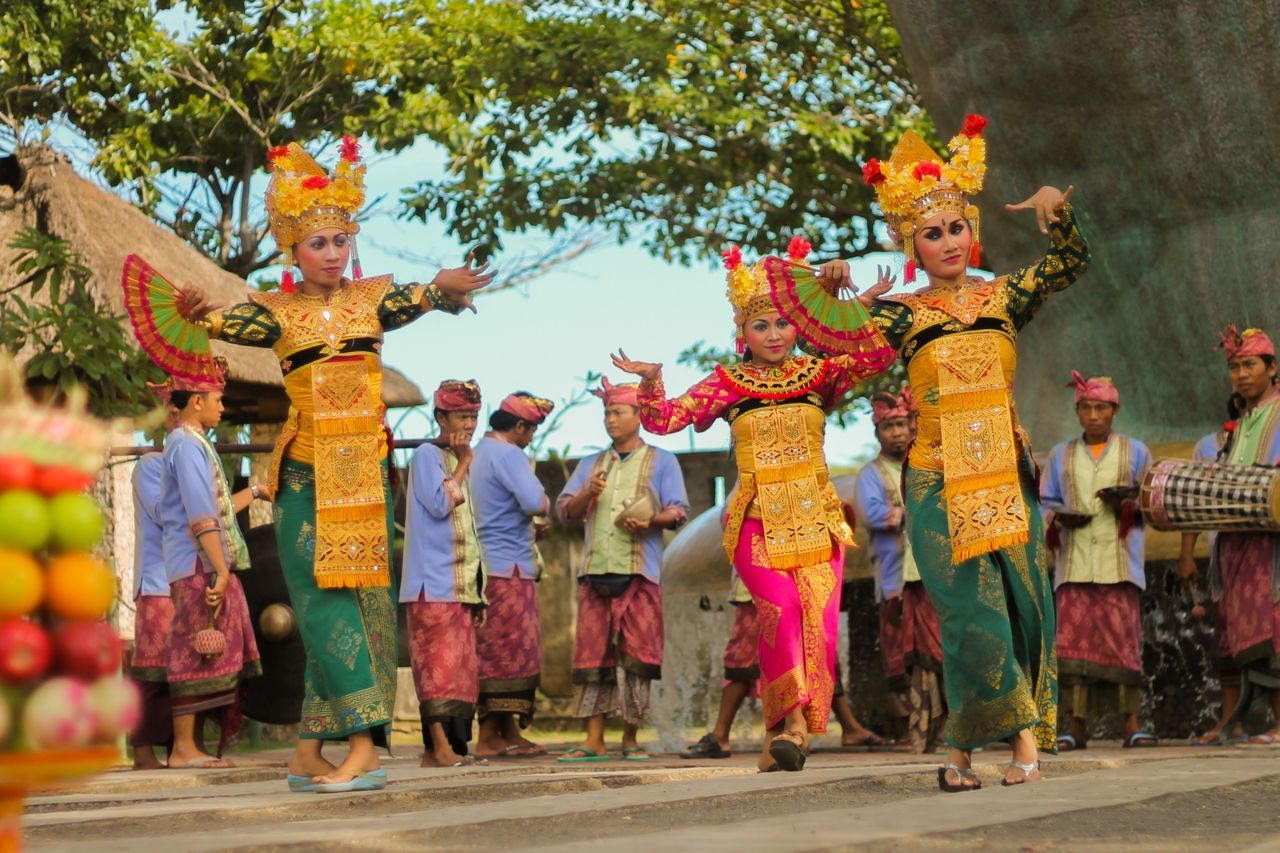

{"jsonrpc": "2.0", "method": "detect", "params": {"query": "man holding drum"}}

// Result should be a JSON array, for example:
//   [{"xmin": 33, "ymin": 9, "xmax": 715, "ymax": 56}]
[
  {"xmin": 1042, "ymin": 373, "xmax": 1155, "ymax": 749},
  {"xmin": 1179, "ymin": 327, "xmax": 1280, "ymax": 744}
]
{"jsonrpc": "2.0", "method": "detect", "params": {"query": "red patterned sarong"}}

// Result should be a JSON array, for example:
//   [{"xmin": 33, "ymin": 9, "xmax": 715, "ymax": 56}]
[
  {"xmin": 733, "ymin": 517, "xmax": 841, "ymax": 733},
  {"xmin": 572, "ymin": 577, "xmax": 663, "ymax": 684},
  {"xmin": 166, "ymin": 567, "xmax": 261, "ymax": 752},
  {"xmin": 901, "ymin": 581, "xmax": 943, "ymax": 672},
  {"xmin": 723, "ymin": 602, "xmax": 760, "ymax": 684},
  {"xmin": 1217, "ymin": 533, "xmax": 1280, "ymax": 667},
  {"xmin": 879, "ymin": 599, "xmax": 907, "ymax": 688},
  {"xmin": 475, "ymin": 575, "xmax": 541, "ymax": 721},
  {"xmin": 407, "ymin": 599, "xmax": 478, "ymax": 715},
  {"xmin": 1056, "ymin": 581, "xmax": 1143, "ymax": 718},
  {"xmin": 130, "ymin": 595, "xmax": 175, "ymax": 682}
]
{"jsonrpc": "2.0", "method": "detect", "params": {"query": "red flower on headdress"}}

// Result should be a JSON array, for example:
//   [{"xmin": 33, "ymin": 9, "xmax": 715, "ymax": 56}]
[
  {"xmin": 340, "ymin": 134, "xmax": 361, "ymax": 163},
  {"xmin": 787, "ymin": 236, "xmax": 812, "ymax": 261},
  {"xmin": 1224, "ymin": 420, "xmax": 1239, "ymax": 433},
  {"xmin": 266, "ymin": 145, "xmax": 290, "ymax": 168},
  {"xmin": 721, "ymin": 245, "xmax": 743, "ymax": 270},
  {"xmin": 862, "ymin": 158, "xmax": 885, "ymax": 185},
  {"xmin": 302, "ymin": 175, "xmax": 331, "ymax": 190},
  {"xmin": 961, "ymin": 114, "xmax": 988, "ymax": 138},
  {"xmin": 913, "ymin": 161, "xmax": 942, "ymax": 181}
]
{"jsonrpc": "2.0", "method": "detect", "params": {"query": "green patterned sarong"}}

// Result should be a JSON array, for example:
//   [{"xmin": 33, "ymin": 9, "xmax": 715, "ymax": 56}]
[
  {"xmin": 274, "ymin": 459, "xmax": 398, "ymax": 740},
  {"xmin": 905, "ymin": 464, "xmax": 1058, "ymax": 752}
]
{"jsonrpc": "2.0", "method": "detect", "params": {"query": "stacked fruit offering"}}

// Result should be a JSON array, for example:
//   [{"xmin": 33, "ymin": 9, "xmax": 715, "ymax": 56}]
[{"xmin": 0, "ymin": 374, "xmax": 138, "ymax": 757}]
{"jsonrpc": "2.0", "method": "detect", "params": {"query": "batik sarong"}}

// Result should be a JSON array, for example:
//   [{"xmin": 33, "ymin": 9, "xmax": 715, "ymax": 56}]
[
  {"xmin": 130, "ymin": 596, "xmax": 175, "ymax": 683},
  {"xmin": 275, "ymin": 459, "xmax": 398, "ymax": 740},
  {"xmin": 569, "ymin": 577, "xmax": 662, "ymax": 725},
  {"xmin": 733, "ymin": 517, "xmax": 841, "ymax": 733},
  {"xmin": 879, "ymin": 600, "xmax": 908, "ymax": 690},
  {"xmin": 902, "ymin": 581, "xmax": 944, "ymax": 673},
  {"xmin": 407, "ymin": 598, "xmax": 477, "ymax": 754},
  {"xmin": 475, "ymin": 574, "xmax": 541, "ymax": 723},
  {"xmin": 906, "ymin": 466, "xmax": 1058, "ymax": 752},
  {"xmin": 723, "ymin": 601, "xmax": 761, "ymax": 686},
  {"xmin": 129, "ymin": 595, "xmax": 175, "ymax": 749},
  {"xmin": 1056, "ymin": 582, "xmax": 1143, "ymax": 717},
  {"xmin": 1216, "ymin": 533, "xmax": 1280, "ymax": 670},
  {"xmin": 166, "ymin": 566, "xmax": 261, "ymax": 753}
]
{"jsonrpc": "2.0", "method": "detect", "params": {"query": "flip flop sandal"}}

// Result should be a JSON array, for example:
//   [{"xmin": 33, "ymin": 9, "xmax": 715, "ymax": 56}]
[
  {"xmin": 1123, "ymin": 731, "xmax": 1158, "ymax": 748},
  {"xmin": 556, "ymin": 748, "xmax": 609, "ymax": 763},
  {"xmin": 314, "ymin": 769, "xmax": 388, "ymax": 794},
  {"xmin": 937, "ymin": 764, "xmax": 981, "ymax": 793},
  {"xmin": 287, "ymin": 774, "xmax": 319, "ymax": 793},
  {"xmin": 680, "ymin": 732, "xmax": 731, "ymax": 759},
  {"xmin": 1056, "ymin": 733, "xmax": 1087, "ymax": 751},
  {"xmin": 768, "ymin": 732, "xmax": 807, "ymax": 772},
  {"xmin": 1001, "ymin": 761, "xmax": 1040, "ymax": 787},
  {"xmin": 175, "ymin": 756, "xmax": 235, "ymax": 769},
  {"xmin": 621, "ymin": 748, "xmax": 652, "ymax": 762},
  {"xmin": 449, "ymin": 755, "xmax": 489, "ymax": 767}
]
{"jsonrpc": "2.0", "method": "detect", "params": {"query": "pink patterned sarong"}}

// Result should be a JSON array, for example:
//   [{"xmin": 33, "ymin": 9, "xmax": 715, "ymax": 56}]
[
  {"xmin": 475, "ymin": 575, "xmax": 541, "ymax": 722},
  {"xmin": 130, "ymin": 595, "xmax": 175, "ymax": 682},
  {"xmin": 407, "ymin": 599, "xmax": 478, "ymax": 714},
  {"xmin": 733, "ymin": 517, "xmax": 842, "ymax": 733}
]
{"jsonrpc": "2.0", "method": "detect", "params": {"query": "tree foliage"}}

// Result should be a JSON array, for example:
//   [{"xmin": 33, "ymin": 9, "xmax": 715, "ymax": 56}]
[
  {"xmin": 0, "ymin": 228, "xmax": 163, "ymax": 417},
  {"xmin": 401, "ymin": 0, "xmax": 932, "ymax": 265}
]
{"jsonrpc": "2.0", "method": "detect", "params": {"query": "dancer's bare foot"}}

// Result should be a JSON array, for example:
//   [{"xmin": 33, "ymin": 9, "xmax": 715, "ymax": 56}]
[
  {"xmin": 287, "ymin": 742, "xmax": 338, "ymax": 779},
  {"xmin": 420, "ymin": 746, "xmax": 465, "ymax": 768}
]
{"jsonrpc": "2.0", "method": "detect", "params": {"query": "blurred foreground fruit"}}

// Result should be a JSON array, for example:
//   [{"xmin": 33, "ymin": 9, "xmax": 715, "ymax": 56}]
[
  {"xmin": 0, "ymin": 490, "xmax": 51, "ymax": 551},
  {"xmin": 22, "ymin": 677, "xmax": 94, "ymax": 749},
  {"xmin": 0, "ymin": 551, "xmax": 44, "ymax": 618},
  {"xmin": 0, "ymin": 620, "xmax": 52, "ymax": 683},
  {"xmin": 47, "ymin": 492, "xmax": 105, "ymax": 553},
  {"xmin": 53, "ymin": 622, "xmax": 121, "ymax": 679},
  {"xmin": 44, "ymin": 554, "xmax": 115, "ymax": 621}
]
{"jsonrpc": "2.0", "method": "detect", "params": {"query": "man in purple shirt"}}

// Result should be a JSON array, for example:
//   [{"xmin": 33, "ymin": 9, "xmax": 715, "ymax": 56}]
[
  {"xmin": 470, "ymin": 391, "xmax": 554, "ymax": 757},
  {"xmin": 401, "ymin": 380, "xmax": 487, "ymax": 767}
]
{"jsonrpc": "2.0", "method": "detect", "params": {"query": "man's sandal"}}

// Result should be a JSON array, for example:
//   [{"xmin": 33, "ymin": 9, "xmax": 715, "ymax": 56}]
[
  {"xmin": 937, "ymin": 763, "xmax": 981, "ymax": 793},
  {"xmin": 768, "ymin": 730, "xmax": 807, "ymax": 772},
  {"xmin": 1001, "ymin": 760, "xmax": 1041, "ymax": 786}
]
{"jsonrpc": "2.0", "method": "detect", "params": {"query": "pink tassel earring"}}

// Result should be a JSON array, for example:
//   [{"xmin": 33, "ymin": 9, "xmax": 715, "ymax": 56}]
[
  {"xmin": 350, "ymin": 231, "xmax": 363, "ymax": 280},
  {"xmin": 281, "ymin": 247, "xmax": 296, "ymax": 293},
  {"xmin": 904, "ymin": 258, "xmax": 917, "ymax": 284}
]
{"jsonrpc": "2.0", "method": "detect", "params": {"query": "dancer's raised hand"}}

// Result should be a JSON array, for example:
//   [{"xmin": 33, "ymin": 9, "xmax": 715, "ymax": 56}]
[
  {"xmin": 856, "ymin": 265, "xmax": 897, "ymax": 308},
  {"xmin": 432, "ymin": 250, "xmax": 497, "ymax": 313},
  {"xmin": 610, "ymin": 349, "xmax": 661, "ymax": 381},
  {"xmin": 175, "ymin": 284, "xmax": 222, "ymax": 323},
  {"xmin": 1005, "ymin": 185, "xmax": 1074, "ymax": 235},
  {"xmin": 818, "ymin": 259, "xmax": 852, "ymax": 291}
]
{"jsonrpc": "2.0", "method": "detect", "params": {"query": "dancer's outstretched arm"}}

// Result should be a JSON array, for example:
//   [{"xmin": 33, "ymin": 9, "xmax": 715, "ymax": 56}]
[{"xmin": 611, "ymin": 349, "xmax": 730, "ymax": 435}]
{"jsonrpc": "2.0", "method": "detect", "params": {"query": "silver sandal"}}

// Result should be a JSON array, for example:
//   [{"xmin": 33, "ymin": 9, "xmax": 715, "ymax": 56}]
[{"xmin": 1001, "ymin": 759, "xmax": 1040, "ymax": 786}]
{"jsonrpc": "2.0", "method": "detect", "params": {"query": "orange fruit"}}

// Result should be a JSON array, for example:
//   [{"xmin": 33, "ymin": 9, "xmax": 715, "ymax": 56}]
[
  {"xmin": 45, "ymin": 553, "xmax": 116, "ymax": 621},
  {"xmin": 0, "ymin": 550, "xmax": 44, "ymax": 618}
]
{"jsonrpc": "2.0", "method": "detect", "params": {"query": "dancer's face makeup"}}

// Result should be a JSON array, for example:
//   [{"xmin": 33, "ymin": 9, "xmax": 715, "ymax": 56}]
[
  {"xmin": 295, "ymin": 228, "xmax": 350, "ymax": 288},
  {"xmin": 744, "ymin": 312, "xmax": 797, "ymax": 366},
  {"xmin": 915, "ymin": 212, "xmax": 971, "ymax": 279}
]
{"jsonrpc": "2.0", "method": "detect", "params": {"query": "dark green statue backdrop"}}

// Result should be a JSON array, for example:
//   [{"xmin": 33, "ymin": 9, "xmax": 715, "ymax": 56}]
[{"xmin": 886, "ymin": 1, "xmax": 1280, "ymax": 447}]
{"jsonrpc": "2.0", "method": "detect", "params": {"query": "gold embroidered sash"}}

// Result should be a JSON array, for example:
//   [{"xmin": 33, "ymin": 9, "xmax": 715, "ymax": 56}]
[
  {"xmin": 726, "ymin": 404, "xmax": 851, "ymax": 569},
  {"xmin": 934, "ymin": 331, "xmax": 1028, "ymax": 562}
]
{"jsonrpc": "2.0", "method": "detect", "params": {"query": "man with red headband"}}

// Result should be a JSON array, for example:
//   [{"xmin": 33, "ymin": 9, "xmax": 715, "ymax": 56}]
[
  {"xmin": 556, "ymin": 378, "xmax": 688, "ymax": 761},
  {"xmin": 401, "ymin": 380, "xmax": 486, "ymax": 767},
  {"xmin": 1042, "ymin": 372, "xmax": 1154, "ymax": 749},
  {"xmin": 1183, "ymin": 327, "xmax": 1280, "ymax": 744},
  {"xmin": 157, "ymin": 360, "xmax": 263, "ymax": 768},
  {"xmin": 470, "ymin": 391, "xmax": 555, "ymax": 756},
  {"xmin": 855, "ymin": 388, "xmax": 944, "ymax": 752}
]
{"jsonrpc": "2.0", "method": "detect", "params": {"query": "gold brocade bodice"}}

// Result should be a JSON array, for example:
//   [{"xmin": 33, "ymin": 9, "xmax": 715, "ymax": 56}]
[{"xmin": 722, "ymin": 401, "xmax": 852, "ymax": 570}]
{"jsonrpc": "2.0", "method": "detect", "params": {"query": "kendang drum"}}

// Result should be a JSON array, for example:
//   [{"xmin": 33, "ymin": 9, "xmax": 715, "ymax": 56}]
[{"xmin": 1140, "ymin": 458, "xmax": 1280, "ymax": 532}]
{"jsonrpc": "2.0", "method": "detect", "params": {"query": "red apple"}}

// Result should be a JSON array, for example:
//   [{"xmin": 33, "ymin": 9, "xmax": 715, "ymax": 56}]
[
  {"xmin": 0, "ymin": 456, "xmax": 37, "ymax": 492},
  {"xmin": 0, "ymin": 619, "xmax": 53, "ymax": 683},
  {"xmin": 53, "ymin": 621, "xmax": 122, "ymax": 679}
]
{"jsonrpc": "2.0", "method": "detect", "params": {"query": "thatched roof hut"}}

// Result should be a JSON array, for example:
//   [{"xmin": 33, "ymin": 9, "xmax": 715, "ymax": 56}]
[{"xmin": 0, "ymin": 145, "xmax": 425, "ymax": 420}]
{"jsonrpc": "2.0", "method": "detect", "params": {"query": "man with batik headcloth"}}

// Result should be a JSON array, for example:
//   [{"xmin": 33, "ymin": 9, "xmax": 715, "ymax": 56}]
[
  {"xmin": 401, "ymin": 380, "xmax": 487, "ymax": 768},
  {"xmin": 856, "ymin": 386, "xmax": 945, "ymax": 753},
  {"xmin": 127, "ymin": 388, "xmax": 180, "ymax": 770},
  {"xmin": 556, "ymin": 378, "xmax": 689, "ymax": 761},
  {"xmin": 471, "ymin": 391, "xmax": 555, "ymax": 757},
  {"xmin": 1042, "ymin": 372, "xmax": 1154, "ymax": 749},
  {"xmin": 1182, "ymin": 327, "xmax": 1280, "ymax": 744},
  {"xmin": 158, "ymin": 359, "xmax": 263, "ymax": 768}
]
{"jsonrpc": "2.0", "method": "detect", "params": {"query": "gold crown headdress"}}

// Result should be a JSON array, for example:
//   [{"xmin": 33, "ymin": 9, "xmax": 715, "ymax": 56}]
[
  {"xmin": 723, "ymin": 237, "xmax": 811, "ymax": 353},
  {"xmin": 265, "ymin": 136, "xmax": 367, "ymax": 291},
  {"xmin": 862, "ymin": 114, "xmax": 987, "ymax": 282}
]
